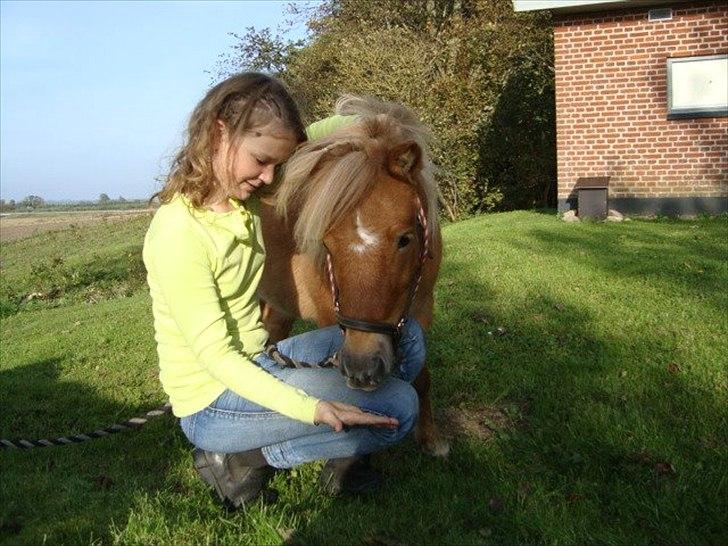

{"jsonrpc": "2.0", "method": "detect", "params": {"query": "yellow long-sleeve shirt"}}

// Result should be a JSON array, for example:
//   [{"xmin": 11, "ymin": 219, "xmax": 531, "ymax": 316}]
[
  {"xmin": 143, "ymin": 115, "xmax": 357, "ymax": 423},
  {"xmin": 143, "ymin": 195, "xmax": 319, "ymax": 422}
]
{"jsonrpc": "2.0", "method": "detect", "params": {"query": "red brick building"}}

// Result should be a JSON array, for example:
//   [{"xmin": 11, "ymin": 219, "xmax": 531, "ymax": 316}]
[{"xmin": 515, "ymin": 1, "xmax": 727, "ymax": 216}]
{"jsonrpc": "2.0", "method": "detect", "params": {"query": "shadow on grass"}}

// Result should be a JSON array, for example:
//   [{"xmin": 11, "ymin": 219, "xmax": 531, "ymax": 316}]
[
  {"xmin": 0, "ymin": 358, "xmax": 181, "ymax": 545},
  {"xmin": 282, "ymin": 244, "xmax": 727, "ymax": 545}
]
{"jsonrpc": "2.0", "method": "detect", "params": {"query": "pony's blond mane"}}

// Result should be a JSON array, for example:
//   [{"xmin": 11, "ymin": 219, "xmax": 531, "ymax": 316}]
[{"xmin": 276, "ymin": 95, "xmax": 439, "ymax": 264}]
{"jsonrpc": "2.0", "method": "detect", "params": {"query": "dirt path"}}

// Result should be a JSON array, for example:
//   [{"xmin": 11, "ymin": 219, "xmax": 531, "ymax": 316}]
[{"xmin": 0, "ymin": 209, "xmax": 155, "ymax": 243}]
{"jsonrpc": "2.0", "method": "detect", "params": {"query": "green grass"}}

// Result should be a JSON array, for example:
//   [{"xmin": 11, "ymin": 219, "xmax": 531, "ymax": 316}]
[
  {"xmin": 1, "ymin": 211, "xmax": 726, "ymax": 545},
  {"xmin": 0, "ymin": 215, "xmax": 152, "ymax": 317}
]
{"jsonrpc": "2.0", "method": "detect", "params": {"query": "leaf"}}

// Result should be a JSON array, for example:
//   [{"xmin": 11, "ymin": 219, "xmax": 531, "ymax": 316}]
[
  {"xmin": 488, "ymin": 497, "xmax": 504, "ymax": 513},
  {"xmin": 517, "ymin": 482, "xmax": 531, "ymax": 502},
  {"xmin": 655, "ymin": 461, "xmax": 676, "ymax": 476},
  {"xmin": 92, "ymin": 474, "xmax": 114, "ymax": 490},
  {"xmin": 566, "ymin": 493, "xmax": 585, "ymax": 503},
  {"xmin": 469, "ymin": 311, "xmax": 491, "ymax": 324}
]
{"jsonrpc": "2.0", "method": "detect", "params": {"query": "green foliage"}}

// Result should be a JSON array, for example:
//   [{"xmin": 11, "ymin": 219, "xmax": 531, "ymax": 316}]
[
  {"xmin": 217, "ymin": 27, "xmax": 305, "ymax": 75},
  {"xmin": 19, "ymin": 195, "xmax": 45, "ymax": 209},
  {"xmin": 218, "ymin": 0, "xmax": 556, "ymax": 219}
]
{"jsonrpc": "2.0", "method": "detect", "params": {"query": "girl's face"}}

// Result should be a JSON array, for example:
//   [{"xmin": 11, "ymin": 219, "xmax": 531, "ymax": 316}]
[{"xmin": 213, "ymin": 120, "xmax": 298, "ymax": 202}]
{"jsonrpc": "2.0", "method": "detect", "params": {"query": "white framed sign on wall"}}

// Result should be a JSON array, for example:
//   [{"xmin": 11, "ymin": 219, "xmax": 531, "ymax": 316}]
[{"xmin": 667, "ymin": 54, "xmax": 728, "ymax": 119}]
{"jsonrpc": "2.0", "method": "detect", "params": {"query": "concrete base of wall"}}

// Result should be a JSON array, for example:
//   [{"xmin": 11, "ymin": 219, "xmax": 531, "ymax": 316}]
[{"xmin": 558, "ymin": 196, "xmax": 728, "ymax": 217}]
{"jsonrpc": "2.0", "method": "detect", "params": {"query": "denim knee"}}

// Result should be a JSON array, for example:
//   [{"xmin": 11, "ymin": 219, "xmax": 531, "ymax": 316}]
[
  {"xmin": 397, "ymin": 318, "xmax": 426, "ymax": 383},
  {"xmin": 372, "ymin": 380, "xmax": 419, "ymax": 444}
]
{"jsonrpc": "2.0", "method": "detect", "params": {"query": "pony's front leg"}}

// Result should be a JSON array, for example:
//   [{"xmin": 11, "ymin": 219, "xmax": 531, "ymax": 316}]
[
  {"xmin": 260, "ymin": 300, "xmax": 295, "ymax": 343},
  {"xmin": 413, "ymin": 366, "xmax": 450, "ymax": 457}
]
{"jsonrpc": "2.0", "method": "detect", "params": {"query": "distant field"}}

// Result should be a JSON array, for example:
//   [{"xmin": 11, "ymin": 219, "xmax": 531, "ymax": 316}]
[{"xmin": 0, "ymin": 209, "xmax": 155, "ymax": 243}]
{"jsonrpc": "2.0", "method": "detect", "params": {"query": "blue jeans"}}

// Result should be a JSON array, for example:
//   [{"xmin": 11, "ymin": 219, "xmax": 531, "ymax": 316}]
[{"xmin": 179, "ymin": 319, "xmax": 425, "ymax": 469}]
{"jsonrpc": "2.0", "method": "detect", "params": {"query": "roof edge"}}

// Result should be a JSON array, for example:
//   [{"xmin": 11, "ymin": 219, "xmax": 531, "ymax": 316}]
[{"xmin": 513, "ymin": 1, "xmax": 696, "ymax": 14}]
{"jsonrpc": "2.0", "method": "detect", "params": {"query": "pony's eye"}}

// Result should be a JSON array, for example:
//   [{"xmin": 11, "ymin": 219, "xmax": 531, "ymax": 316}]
[{"xmin": 397, "ymin": 234, "xmax": 412, "ymax": 250}]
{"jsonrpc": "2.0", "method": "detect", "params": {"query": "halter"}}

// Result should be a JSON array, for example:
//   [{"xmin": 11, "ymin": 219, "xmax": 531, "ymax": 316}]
[{"xmin": 324, "ymin": 195, "xmax": 432, "ymax": 342}]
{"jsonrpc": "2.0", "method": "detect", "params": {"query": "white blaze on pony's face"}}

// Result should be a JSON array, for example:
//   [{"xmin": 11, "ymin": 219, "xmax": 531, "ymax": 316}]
[{"xmin": 350, "ymin": 211, "xmax": 380, "ymax": 254}]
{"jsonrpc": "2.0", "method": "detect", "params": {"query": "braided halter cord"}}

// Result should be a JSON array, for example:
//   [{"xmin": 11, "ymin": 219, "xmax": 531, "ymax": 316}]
[
  {"xmin": 0, "ymin": 402, "xmax": 172, "ymax": 450},
  {"xmin": 325, "ymin": 195, "xmax": 432, "ymax": 341}
]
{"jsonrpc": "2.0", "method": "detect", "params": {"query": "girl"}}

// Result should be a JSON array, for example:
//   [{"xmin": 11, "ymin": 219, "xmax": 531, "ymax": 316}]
[{"xmin": 143, "ymin": 73, "xmax": 425, "ymax": 509}]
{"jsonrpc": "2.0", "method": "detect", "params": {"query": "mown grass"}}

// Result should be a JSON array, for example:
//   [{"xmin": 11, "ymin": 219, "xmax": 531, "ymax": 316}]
[{"xmin": 1, "ymin": 211, "xmax": 726, "ymax": 545}]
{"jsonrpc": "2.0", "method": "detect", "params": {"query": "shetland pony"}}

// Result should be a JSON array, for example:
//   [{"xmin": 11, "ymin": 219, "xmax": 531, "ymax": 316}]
[{"xmin": 259, "ymin": 96, "xmax": 448, "ymax": 457}]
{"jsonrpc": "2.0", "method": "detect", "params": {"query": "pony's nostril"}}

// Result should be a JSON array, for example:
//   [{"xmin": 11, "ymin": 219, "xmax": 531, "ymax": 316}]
[
  {"xmin": 371, "ymin": 357, "xmax": 382, "ymax": 373},
  {"xmin": 370, "ymin": 356, "xmax": 387, "ymax": 378}
]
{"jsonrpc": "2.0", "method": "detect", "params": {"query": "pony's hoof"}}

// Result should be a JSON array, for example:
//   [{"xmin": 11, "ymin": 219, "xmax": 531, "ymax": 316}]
[
  {"xmin": 416, "ymin": 429, "xmax": 450, "ymax": 458},
  {"xmin": 423, "ymin": 437, "xmax": 451, "ymax": 458}
]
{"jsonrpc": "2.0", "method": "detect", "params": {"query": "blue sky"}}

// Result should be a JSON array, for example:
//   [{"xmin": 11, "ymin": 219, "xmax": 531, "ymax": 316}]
[{"xmin": 0, "ymin": 0, "xmax": 310, "ymax": 202}]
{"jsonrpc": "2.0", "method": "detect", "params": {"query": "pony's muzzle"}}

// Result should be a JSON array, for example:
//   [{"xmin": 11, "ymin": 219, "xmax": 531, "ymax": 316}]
[{"xmin": 338, "ymin": 333, "xmax": 395, "ymax": 391}]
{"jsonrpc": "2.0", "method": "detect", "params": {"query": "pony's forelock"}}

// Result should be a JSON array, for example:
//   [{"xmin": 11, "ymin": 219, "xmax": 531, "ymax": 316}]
[{"xmin": 276, "ymin": 96, "xmax": 439, "ymax": 264}]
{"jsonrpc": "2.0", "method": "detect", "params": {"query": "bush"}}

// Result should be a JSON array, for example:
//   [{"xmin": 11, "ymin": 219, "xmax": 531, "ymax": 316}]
[{"xmin": 218, "ymin": 0, "xmax": 556, "ymax": 219}]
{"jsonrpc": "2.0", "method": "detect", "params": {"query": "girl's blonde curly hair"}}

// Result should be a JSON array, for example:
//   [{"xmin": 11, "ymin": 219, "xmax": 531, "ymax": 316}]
[{"xmin": 156, "ymin": 72, "xmax": 306, "ymax": 208}]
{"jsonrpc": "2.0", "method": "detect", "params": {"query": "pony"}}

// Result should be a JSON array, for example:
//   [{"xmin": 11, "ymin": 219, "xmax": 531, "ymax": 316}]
[{"xmin": 258, "ymin": 96, "xmax": 448, "ymax": 457}]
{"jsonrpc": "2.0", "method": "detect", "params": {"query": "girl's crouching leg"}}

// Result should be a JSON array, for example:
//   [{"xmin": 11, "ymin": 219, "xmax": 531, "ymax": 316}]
[
  {"xmin": 261, "ymin": 377, "xmax": 419, "ymax": 469},
  {"xmin": 396, "ymin": 318, "xmax": 426, "ymax": 383},
  {"xmin": 368, "ymin": 378, "xmax": 419, "ymax": 445}
]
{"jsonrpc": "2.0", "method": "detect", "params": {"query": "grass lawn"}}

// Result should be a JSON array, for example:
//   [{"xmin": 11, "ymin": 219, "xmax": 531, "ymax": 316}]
[{"xmin": 1, "ymin": 210, "xmax": 726, "ymax": 545}]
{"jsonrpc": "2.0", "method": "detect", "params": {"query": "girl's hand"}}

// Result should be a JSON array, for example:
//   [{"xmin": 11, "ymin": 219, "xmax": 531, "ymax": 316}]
[{"xmin": 314, "ymin": 400, "xmax": 399, "ymax": 432}]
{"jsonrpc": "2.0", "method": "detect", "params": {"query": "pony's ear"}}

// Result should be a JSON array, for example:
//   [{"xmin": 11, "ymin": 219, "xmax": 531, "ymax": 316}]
[{"xmin": 387, "ymin": 141, "xmax": 421, "ymax": 180}]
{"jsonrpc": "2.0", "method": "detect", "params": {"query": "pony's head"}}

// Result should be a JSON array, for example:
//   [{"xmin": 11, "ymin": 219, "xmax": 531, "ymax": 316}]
[{"xmin": 276, "ymin": 96, "xmax": 439, "ymax": 390}]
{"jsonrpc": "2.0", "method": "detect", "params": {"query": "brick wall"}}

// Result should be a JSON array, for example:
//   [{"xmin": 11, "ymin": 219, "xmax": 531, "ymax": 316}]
[{"xmin": 554, "ymin": 2, "xmax": 727, "ymax": 212}]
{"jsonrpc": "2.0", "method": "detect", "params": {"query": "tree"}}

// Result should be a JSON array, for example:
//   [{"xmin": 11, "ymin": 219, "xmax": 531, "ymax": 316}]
[
  {"xmin": 214, "ymin": 27, "xmax": 304, "ymax": 78},
  {"xmin": 217, "ymin": 0, "xmax": 556, "ymax": 218},
  {"xmin": 98, "ymin": 193, "xmax": 111, "ymax": 204},
  {"xmin": 20, "ymin": 195, "xmax": 44, "ymax": 209},
  {"xmin": 0, "ymin": 198, "xmax": 17, "ymax": 212}
]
